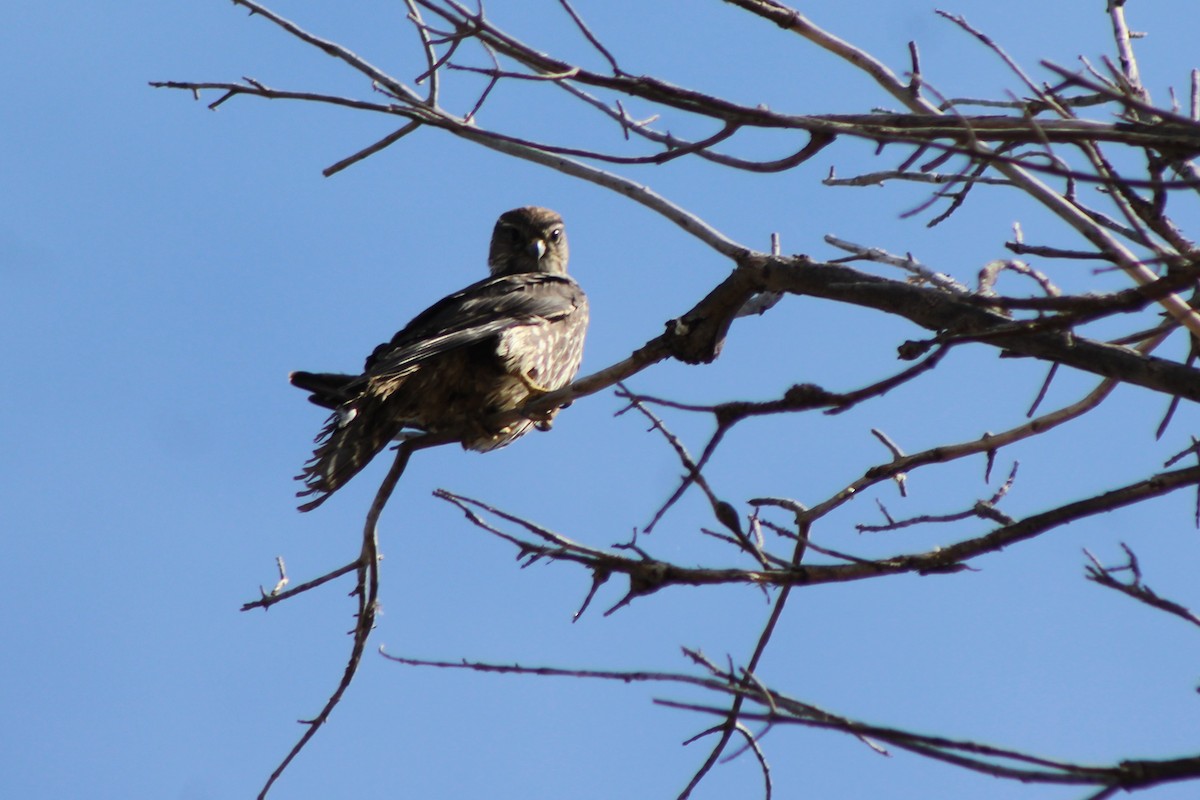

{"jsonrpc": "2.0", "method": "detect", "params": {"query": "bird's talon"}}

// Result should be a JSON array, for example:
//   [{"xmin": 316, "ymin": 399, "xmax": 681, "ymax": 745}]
[{"xmin": 519, "ymin": 371, "xmax": 554, "ymax": 394}]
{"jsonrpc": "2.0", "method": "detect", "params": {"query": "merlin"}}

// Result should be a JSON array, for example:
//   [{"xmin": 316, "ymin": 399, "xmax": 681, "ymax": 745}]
[{"xmin": 290, "ymin": 206, "xmax": 589, "ymax": 511}]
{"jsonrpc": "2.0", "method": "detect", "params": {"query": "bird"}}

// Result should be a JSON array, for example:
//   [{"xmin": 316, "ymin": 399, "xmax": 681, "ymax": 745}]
[{"xmin": 290, "ymin": 206, "xmax": 589, "ymax": 512}]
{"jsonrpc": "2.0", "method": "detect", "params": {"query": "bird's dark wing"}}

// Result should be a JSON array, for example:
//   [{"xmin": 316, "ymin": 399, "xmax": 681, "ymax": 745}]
[{"xmin": 361, "ymin": 272, "xmax": 585, "ymax": 380}]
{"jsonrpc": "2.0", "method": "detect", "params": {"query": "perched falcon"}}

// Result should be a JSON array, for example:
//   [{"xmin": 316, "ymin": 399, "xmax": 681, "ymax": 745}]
[{"xmin": 290, "ymin": 206, "xmax": 588, "ymax": 511}]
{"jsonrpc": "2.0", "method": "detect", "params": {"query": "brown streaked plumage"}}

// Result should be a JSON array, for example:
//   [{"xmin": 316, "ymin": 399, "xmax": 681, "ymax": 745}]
[{"xmin": 290, "ymin": 206, "xmax": 588, "ymax": 511}]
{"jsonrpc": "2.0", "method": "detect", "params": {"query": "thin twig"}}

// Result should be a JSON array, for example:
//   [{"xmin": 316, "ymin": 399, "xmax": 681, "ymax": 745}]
[{"xmin": 257, "ymin": 440, "xmax": 423, "ymax": 799}]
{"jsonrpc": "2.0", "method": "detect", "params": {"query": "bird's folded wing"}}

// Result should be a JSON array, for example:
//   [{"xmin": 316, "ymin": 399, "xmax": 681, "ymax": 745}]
[{"xmin": 363, "ymin": 273, "xmax": 584, "ymax": 380}]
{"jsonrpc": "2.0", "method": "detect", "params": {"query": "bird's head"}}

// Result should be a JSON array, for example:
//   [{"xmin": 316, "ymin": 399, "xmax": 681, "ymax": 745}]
[{"xmin": 488, "ymin": 206, "xmax": 569, "ymax": 277}]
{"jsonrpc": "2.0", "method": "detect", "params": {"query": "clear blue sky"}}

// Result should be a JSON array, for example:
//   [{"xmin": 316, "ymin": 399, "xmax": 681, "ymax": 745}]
[{"xmin": 3, "ymin": 2, "xmax": 1199, "ymax": 799}]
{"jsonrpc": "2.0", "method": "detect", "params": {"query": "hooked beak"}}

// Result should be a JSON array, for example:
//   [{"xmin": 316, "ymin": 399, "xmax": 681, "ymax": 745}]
[{"xmin": 527, "ymin": 238, "xmax": 547, "ymax": 261}]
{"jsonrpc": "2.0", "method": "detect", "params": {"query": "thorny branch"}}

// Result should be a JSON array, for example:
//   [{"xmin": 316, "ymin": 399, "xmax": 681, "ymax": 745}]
[
  {"xmin": 381, "ymin": 651, "xmax": 1200, "ymax": 794},
  {"xmin": 243, "ymin": 437, "xmax": 441, "ymax": 800},
  {"xmin": 1084, "ymin": 544, "xmax": 1200, "ymax": 630},
  {"xmin": 157, "ymin": 1, "xmax": 1200, "ymax": 797},
  {"xmin": 435, "ymin": 462, "xmax": 1200, "ymax": 600}
]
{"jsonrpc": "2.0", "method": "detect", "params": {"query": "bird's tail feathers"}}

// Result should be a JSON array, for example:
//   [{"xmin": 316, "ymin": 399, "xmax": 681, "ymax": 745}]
[
  {"xmin": 295, "ymin": 395, "xmax": 399, "ymax": 512},
  {"xmin": 289, "ymin": 370, "xmax": 358, "ymax": 410}
]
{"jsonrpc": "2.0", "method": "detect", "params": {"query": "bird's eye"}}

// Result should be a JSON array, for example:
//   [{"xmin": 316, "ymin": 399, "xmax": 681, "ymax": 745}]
[{"xmin": 549, "ymin": 228, "xmax": 563, "ymax": 241}]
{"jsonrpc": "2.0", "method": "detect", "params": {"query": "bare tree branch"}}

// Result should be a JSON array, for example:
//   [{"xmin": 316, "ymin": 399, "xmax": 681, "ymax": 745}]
[
  {"xmin": 157, "ymin": 2, "xmax": 1200, "ymax": 796},
  {"xmin": 383, "ymin": 650, "xmax": 1200, "ymax": 793},
  {"xmin": 1084, "ymin": 544, "xmax": 1200, "ymax": 630}
]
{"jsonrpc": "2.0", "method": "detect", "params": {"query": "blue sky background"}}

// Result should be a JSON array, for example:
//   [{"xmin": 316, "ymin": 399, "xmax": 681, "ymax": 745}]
[{"xmin": 3, "ymin": 2, "xmax": 1200, "ymax": 799}]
